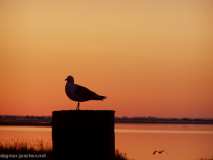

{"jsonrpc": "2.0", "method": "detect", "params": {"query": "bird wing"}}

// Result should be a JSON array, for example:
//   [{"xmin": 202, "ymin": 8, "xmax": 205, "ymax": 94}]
[
  {"xmin": 159, "ymin": 150, "xmax": 165, "ymax": 153},
  {"xmin": 163, "ymin": 150, "xmax": 168, "ymax": 154},
  {"xmin": 74, "ymin": 85, "xmax": 98, "ymax": 101},
  {"xmin": 153, "ymin": 151, "xmax": 157, "ymax": 155}
]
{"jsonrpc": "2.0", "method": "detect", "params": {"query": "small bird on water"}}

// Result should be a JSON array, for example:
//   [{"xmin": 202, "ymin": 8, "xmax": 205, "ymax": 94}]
[
  {"xmin": 153, "ymin": 150, "xmax": 167, "ymax": 155},
  {"xmin": 65, "ymin": 75, "xmax": 107, "ymax": 110}
]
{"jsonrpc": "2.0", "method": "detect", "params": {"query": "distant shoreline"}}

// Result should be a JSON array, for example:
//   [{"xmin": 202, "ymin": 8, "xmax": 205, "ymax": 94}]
[
  {"xmin": 115, "ymin": 119, "xmax": 213, "ymax": 124},
  {"xmin": 0, "ymin": 120, "xmax": 52, "ymax": 126},
  {"xmin": 0, "ymin": 119, "xmax": 213, "ymax": 126}
]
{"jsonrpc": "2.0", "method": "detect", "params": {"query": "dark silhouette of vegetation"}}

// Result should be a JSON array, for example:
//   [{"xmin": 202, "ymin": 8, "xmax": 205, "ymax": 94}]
[
  {"xmin": 0, "ymin": 138, "xmax": 52, "ymax": 160},
  {"xmin": 115, "ymin": 149, "xmax": 128, "ymax": 160},
  {"xmin": 0, "ymin": 138, "xmax": 131, "ymax": 160}
]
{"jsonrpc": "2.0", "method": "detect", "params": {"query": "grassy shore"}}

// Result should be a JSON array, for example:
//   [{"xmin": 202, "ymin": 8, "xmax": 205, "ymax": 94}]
[
  {"xmin": 0, "ymin": 138, "xmax": 128, "ymax": 160},
  {"xmin": 0, "ymin": 138, "xmax": 212, "ymax": 160},
  {"xmin": 0, "ymin": 138, "xmax": 52, "ymax": 160}
]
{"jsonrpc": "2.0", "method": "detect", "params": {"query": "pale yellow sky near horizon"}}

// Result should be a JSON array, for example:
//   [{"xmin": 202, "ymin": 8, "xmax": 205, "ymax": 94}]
[{"xmin": 0, "ymin": 0, "xmax": 213, "ymax": 118}]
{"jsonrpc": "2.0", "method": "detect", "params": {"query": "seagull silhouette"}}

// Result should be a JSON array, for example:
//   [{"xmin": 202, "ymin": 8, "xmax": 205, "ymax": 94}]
[
  {"xmin": 65, "ymin": 75, "xmax": 107, "ymax": 110},
  {"xmin": 153, "ymin": 150, "xmax": 167, "ymax": 155}
]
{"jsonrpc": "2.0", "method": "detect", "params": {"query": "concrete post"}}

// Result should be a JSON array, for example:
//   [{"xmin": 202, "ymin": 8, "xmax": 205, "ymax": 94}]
[{"xmin": 52, "ymin": 110, "xmax": 115, "ymax": 160}]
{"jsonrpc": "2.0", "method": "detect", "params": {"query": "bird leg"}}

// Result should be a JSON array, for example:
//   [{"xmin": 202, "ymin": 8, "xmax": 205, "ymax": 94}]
[{"xmin": 76, "ymin": 102, "xmax": 80, "ymax": 110}]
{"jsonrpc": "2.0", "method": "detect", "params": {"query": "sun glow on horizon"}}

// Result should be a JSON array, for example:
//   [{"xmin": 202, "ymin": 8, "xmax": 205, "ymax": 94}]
[{"xmin": 0, "ymin": 0, "xmax": 213, "ymax": 118}]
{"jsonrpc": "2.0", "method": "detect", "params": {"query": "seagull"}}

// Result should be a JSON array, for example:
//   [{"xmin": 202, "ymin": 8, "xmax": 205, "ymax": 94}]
[
  {"xmin": 153, "ymin": 150, "xmax": 167, "ymax": 155},
  {"xmin": 65, "ymin": 75, "xmax": 107, "ymax": 110}
]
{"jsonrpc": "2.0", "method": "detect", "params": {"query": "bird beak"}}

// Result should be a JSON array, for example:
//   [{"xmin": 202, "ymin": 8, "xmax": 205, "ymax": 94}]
[{"xmin": 65, "ymin": 79, "xmax": 67, "ymax": 81}]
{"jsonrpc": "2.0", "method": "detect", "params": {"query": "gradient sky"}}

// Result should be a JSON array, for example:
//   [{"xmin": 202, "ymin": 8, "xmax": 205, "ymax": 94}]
[{"xmin": 0, "ymin": 0, "xmax": 213, "ymax": 118}]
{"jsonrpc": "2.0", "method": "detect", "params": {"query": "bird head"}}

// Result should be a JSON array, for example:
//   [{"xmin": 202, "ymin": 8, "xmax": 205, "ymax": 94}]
[{"xmin": 65, "ymin": 75, "xmax": 74, "ymax": 83}]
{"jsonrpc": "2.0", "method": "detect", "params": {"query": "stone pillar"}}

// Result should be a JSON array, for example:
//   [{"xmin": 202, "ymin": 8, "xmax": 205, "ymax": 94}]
[{"xmin": 52, "ymin": 110, "xmax": 115, "ymax": 160}]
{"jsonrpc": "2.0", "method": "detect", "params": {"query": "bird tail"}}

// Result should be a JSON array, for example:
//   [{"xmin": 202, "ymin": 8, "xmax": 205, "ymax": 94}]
[{"xmin": 98, "ymin": 96, "xmax": 107, "ymax": 100}]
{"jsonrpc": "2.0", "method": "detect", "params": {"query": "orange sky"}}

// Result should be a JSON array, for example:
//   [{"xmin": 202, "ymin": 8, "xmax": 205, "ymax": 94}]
[{"xmin": 0, "ymin": 0, "xmax": 213, "ymax": 118}]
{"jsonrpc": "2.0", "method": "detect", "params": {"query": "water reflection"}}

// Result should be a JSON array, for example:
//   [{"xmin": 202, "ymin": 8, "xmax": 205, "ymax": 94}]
[
  {"xmin": 0, "ymin": 126, "xmax": 51, "ymax": 131},
  {"xmin": 0, "ymin": 124, "xmax": 213, "ymax": 160},
  {"xmin": 115, "ymin": 129, "xmax": 213, "ymax": 134}
]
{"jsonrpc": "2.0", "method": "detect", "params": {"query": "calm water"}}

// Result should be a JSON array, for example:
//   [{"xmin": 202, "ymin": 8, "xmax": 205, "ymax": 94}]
[{"xmin": 0, "ymin": 124, "xmax": 213, "ymax": 160}]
